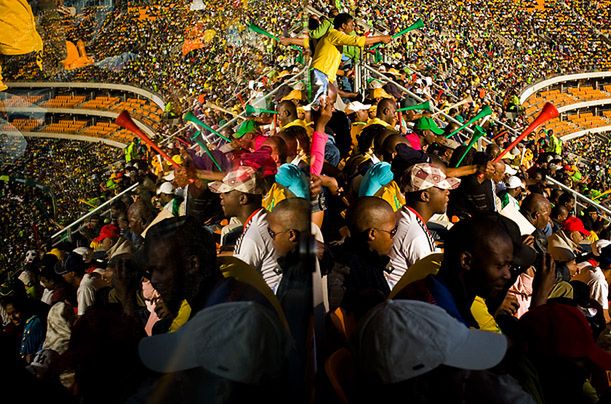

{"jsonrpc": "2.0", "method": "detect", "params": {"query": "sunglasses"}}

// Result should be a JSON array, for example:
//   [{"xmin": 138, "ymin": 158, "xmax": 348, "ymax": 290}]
[
  {"xmin": 371, "ymin": 226, "xmax": 398, "ymax": 237},
  {"xmin": 267, "ymin": 227, "xmax": 293, "ymax": 239}
]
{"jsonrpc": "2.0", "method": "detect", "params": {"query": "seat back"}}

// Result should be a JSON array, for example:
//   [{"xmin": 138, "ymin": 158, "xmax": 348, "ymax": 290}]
[{"xmin": 324, "ymin": 347, "xmax": 355, "ymax": 404}]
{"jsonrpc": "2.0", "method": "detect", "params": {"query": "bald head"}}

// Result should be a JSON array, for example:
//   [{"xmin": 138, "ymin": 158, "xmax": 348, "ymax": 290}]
[
  {"xmin": 278, "ymin": 100, "xmax": 298, "ymax": 126},
  {"xmin": 278, "ymin": 128, "xmax": 299, "ymax": 160},
  {"xmin": 376, "ymin": 98, "xmax": 397, "ymax": 126},
  {"xmin": 268, "ymin": 197, "xmax": 310, "ymax": 233},
  {"xmin": 492, "ymin": 161, "xmax": 505, "ymax": 183},
  {"xmin": 521, "ymin": 193, "xmax": 552, "ymax": 230},
  {"xmin": 128, "ymin": 199, "xmax": 155, "ymax": 234},
  {"xmin": 347, "ymin": 197, "xmax": 395, "ymax": 234}
]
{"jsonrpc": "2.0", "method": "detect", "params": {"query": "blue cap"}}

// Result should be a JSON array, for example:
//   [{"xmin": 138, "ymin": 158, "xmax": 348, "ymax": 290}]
[
  {"xmin": 359, "ymin": 162, "xmax": 394, "ymax": 197},
  {"xmin": 275, "ymin": 164, "xmax": 308, "ymax": 199}
]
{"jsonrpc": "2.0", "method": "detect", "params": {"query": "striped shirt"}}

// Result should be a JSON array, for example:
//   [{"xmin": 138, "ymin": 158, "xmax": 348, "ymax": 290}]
[
  {"xmin": 387, "ymin": 206, "xmax": 436, "ymax": 289},
  {"xmin": 234, "ymin": 209, "xmax": 281, "ymax": 291}
]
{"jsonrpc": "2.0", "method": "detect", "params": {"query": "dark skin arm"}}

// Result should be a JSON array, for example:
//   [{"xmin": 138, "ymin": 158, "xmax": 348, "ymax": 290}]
[{"xmin": 530, "ymin": 253, "xmax": 556, "ymax": 309}]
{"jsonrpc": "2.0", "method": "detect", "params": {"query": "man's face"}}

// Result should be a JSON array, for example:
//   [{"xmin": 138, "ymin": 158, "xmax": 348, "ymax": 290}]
[
  {"xmin": 117, "ymin": 214, "xmax": 129, "ymax": 231},
  {"xmin": 128, "ymin": 204, "xmax": 147, "ymax": 235},
  {"xmin": 512, "ymin": 187, "xmax": 523, "ymax": 199},
  {"xmin": 219, "ymin": 190, "xmax": 242, "ymax": 218},
  {"xmin": 4, "ymin": 303, "xmax": 21, "ymax": 326},
  {"xmin": 492, "ymin": 163, "xmax": 505, "ymax": 183},
  {"xmin": 277, "ymin": 104, "xmax": 291, "ymax": 124},
  {"xmin": 535, "ymin": 202, "xmax": 552, "ymax": 230},
  {"xmin": 384, "ymin": 104, "xmax": 397, "ymax": 124},
  {"xmin": 419, "ymin": 130, "xmax": 437, "ymax": 148},
  {"xmin": 87, "ymin": 218, "xmax": 100, "ymax": 230},
  {"xmin": 159, "ymin": 193, "xmax": 173, "ymax": 205},
  {"xmin": 264, "ymin": 142, "xmax": 283, "ymax": 166},
  {"xmin": 356, "ymin": 109, "xmax": 369, "ymax": 122},
  {"xmin": 110, "ymin": 206, "xmax": 122, "ymax": 220},
  {"xmin": 341, "ymin": 19, "xmax": 355, "ymax": 33},
  {"xmin": 464, "ymin": 234, "xmax": 513, "ymax": 299},
  {"xmin": 369, "ymin": 213, "xmax": 397, "ymax": 256},
  {"xmin": 62, "ymin": 272, "xmax": 76, "ymax": 286},
  {"xmin": 267, "ymin": 214, "xmax": 294, "ymax": 258},
  {"xmin": 428, "ymin": 186, "xmax": 450, "ymax": 214},
  {"xmin": 147, "ymin": 240, "xmax": 183, "ymax": 315},
  {"xmin": 569, "ymin": 230, "xmax": 585, "ymax": 245},
  {"xmin": 100, "ymin": 237, "xmax": 115, "ymax": 251},
  {"xmin": 566, "ymin": 259, "xmax": 579, "ymax": 278}
]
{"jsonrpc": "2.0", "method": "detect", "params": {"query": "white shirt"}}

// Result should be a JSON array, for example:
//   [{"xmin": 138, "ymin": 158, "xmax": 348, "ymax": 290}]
[
  {"xmin": 573, "ymin": 266, "xmax": 609, "ymax": 309},
  {"xmin": 77, "ymin": 273, "xmax": 100, "ymax": 316},
  {"xmin": 387, "ymin": 206, "xmax": 437, "ymax": 289},
  {"xmin": 233, "ymin": 209, "xmax": 280, "ymax": 291}
]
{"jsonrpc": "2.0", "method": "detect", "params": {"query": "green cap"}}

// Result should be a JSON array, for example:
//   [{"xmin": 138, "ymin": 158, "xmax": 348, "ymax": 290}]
[
  {"xmin": 414, "ymin": 117, "xmax": 444, "ymax": 135},
  {"xmin": 234, "ymin": 120, "xmax": 258, "ymax": 139}
]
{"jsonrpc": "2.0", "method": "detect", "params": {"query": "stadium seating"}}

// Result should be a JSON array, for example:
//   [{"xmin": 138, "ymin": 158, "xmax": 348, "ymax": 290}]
[
  {"xmin": 40, "ymin": 119, "xmax": 88, "ymax": 133},
  {"xmin": 8, "ymin": 118, "xmax": 43, "ymax": 132},
  {"xmin": 40, "ymin": 95, "xmax": 87, "ymax": 108},
  {"xmin": 523, "ymin": 86, "xmax": 611, "ymax": 118},
  {"xmin": 0, "ymin": 94, "xmax": 44, "ymax": 108}
]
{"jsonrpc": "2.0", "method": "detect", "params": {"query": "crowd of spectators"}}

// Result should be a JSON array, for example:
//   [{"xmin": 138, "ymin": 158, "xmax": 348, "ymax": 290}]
[
  {"xmin": 0, "ymin": 138, "xmax": 122, "ymax": 271},
  {"xmin": 3, "ymin": 0, "xmax": 306, "ymax": 114},
  {"xmin": 332, "ymin": 0, "xmax": 611, "ymax": 106},
  {"xmin": 3, "ymin": 1, "xmax": 611, "ymax": 403}
]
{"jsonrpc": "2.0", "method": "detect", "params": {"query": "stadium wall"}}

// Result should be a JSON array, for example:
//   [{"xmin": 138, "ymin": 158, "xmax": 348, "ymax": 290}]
[{"xmin": 20, "ymin": 132, "xmax": 126, "ymax": 148}]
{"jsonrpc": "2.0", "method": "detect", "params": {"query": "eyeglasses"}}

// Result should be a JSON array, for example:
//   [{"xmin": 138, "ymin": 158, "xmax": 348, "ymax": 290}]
[
  {"xmin": 267, "ymin": 227, "xmax": 291, "ymax": 239},
  {"xmin": 372, "ymin": 226, "xmax": 398, "ymax": 237}
]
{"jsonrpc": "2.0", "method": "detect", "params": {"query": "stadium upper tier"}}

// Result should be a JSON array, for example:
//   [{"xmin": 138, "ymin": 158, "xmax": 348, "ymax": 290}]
[{"xmin": 0, "ymin": 90, "xmax": 164, "ymax": 144}]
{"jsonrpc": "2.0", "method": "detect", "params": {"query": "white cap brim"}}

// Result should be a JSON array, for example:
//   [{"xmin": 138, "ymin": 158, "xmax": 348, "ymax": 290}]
[
  {"xmin": 444, "ymin": 328, "xmax": 508, "ymax": 371},
  {"xmin": 138, "ymin": 301, "xmax": 289, "ymax": 384},
  {"xmin": 505, "ymin": 165, "xmax": 518, "ymax": 176}
]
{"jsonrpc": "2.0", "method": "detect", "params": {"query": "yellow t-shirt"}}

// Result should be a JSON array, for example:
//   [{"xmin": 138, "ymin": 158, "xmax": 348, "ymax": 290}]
[
  {"xmin": 350, "ymin": 122, "xmax": 366, "ymax": 149},
  {"xmin": 471, "ymin": 296, "xmax": 501, "ymax": 333},
  {"xmin": 364, "ymin": 117, "xmax": 392, "ymax": 129},
  {"xmin": 312, "ymin": 28, "xmax": 366, "ymax": 83}
]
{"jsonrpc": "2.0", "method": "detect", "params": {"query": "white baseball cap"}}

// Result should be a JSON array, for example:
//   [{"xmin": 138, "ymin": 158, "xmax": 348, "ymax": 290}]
[
  {"xmin": 357, "ymin": 300, "xmax": 508, "ymax": 383},
  {"xmin": 345, "ymin": 101, "xmax": 372, "ymax": 114},
  {"xmin": 506, "ymin": 176, "xmax": 523, "ymax": 190},
  {"xmin": 156, "ymin": 181, "xmax": 174, "ymax": 195}
]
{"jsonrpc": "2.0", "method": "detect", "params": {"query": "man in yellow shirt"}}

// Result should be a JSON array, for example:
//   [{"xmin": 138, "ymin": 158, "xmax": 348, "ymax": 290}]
[
  {"xmin": 310, "ymin": 13, "xmax": 390, "ymax": 105},
  {"xmin": 364, "ymin": 98, "xmax": 397, "ymax": 129}
]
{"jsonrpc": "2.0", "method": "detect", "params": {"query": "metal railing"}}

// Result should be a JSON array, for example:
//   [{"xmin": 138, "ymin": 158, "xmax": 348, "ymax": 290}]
[
  {"xmin": 51, "ymin": 182, "xmax": 139, "ymax": 243},
  {"xmin": 208, "ymin": 65, "xmax": 310, "ymax": 137},
  {"xmin": 547, "ymin": 176, "xmax": 611, "ymax": 219},
  {"xmin": 362, "ymin": 63, "xmax": 611, "ymax": 216},
  {"xmin": 362, "ymin": 64, "xmax": 473, "ymax": 143}
]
